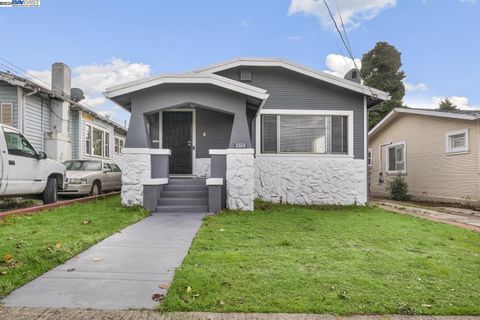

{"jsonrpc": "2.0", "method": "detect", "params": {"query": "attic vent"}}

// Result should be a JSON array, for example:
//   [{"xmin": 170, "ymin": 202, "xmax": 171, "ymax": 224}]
[{"xmin": 240, "ymin": 69, "xmax": 252, "ymax": 81}]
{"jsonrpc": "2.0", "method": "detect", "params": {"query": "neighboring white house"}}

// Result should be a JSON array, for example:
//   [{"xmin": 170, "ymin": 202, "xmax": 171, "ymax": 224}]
[{"xmin": 0, "ymin": 63, "xmax": 126, "ymax": 165}]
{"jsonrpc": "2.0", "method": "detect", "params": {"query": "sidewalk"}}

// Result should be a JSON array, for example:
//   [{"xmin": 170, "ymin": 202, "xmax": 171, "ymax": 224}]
[
  {"xmin": 371, "ymin": 200, "xmax": 480, "ymax": 232},
  {"xmin": 2, "ymin": 212, "xmax": 206, "ymax": 310},
  {"xmin": 0, "ymin": 308, "xmax": 479, "ymax": 320}
]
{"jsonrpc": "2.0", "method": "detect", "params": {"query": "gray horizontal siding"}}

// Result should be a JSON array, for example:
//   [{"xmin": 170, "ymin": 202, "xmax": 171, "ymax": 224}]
[
  {"xmin": 24, "ymin": 94, "xmax": 50, "ymax": 152},
  {"xmin": 195, "ymin": 108, "xmax": 233, "ymax": 158},
  {"xmin": 0, "ymin": 81, "xmax": 19, "ymax": 128},
  {"xmin": 70, "ymin": 109, "xmax": 80, "ymax": 159},
  {"xmin": 217, "ymin": 67, "xmax": 365, "ymax": 159}
]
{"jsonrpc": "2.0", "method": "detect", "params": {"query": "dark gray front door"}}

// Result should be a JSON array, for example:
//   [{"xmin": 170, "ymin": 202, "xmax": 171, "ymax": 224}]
[{"xmin": 163, "ymin": 111, "xmax": 192, "ymax": 174}]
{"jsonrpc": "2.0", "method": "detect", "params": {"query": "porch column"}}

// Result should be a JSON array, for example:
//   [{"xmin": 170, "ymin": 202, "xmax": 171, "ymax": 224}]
[
  {"xmin": 226, "ymin": 148, "xmax": 255, "ymax": 211},
  {"xmin": 121, "ymin": 148, "xmax": 170, "ymax": 209},
  {"xmin": 229, "ymin": 111, "xmax": 252, "ymax": 148},
  {"xmin": 125, "ymin": 111, "xmax": 150, "ymax": 148}
]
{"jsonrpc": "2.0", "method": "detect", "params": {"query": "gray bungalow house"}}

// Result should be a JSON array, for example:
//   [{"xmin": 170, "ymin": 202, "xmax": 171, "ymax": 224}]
[
  {"xmin": 0, "ymin": 63, "xmax": 126, "ymax": 165},
  {"xmin": 105, "ymin": 58, "xmax": 388, "ymax": 213}
]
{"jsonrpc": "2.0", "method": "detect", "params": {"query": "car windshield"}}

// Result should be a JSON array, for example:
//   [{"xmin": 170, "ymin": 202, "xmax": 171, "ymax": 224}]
[{"xmin": 64, "ymin": 160, "xmax": 102, "ymax": 171}]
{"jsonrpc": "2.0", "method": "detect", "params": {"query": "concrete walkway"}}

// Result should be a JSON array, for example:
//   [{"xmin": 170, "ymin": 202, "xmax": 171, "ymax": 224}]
[
  {"xmin": 372, "ymin": 200, "xmax": 480, "ymax": 232},
  {"xmin": 0, "ymin": 309, "xmax": 479, "ymax": 320},
  {"xmin": 2, "ymin": 212, "xmax": 206, "ymax": 310}
]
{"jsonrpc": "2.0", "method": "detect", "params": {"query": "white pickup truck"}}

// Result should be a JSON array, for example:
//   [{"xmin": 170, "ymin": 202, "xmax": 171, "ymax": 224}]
[{"xmin": 0, "ymin": 124, "xmax": 66, "ymax": 204}]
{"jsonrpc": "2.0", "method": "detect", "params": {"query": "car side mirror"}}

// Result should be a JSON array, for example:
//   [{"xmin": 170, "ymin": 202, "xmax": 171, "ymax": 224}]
[
  {"xmin": 37, "ymin": 151, "xmax": 47, "ymax": 159},
  {"xmin": 103, "ymin": 168, "xmax": 112, "ymax": 173}
]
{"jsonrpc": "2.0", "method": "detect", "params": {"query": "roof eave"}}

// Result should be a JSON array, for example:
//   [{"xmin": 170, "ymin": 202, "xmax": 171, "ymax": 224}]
[{"xmin": 194, "ymin": 58, "xmax": 390, "ymax": 100}]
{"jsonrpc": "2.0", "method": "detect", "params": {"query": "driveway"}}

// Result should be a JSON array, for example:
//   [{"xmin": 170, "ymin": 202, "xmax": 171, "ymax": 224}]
[{"xmin": 2, "ymin": 212, "xmax": 206, "ymax": 310}]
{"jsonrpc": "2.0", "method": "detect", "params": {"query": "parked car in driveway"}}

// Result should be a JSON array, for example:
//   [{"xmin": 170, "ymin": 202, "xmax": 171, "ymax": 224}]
[
  {"xmin": 0, "ymin": 124, "xmax": 67, "ymax": 204},
  {"xmin": 60, "ymin": 160, "xmax": 122, "ymax": 196}
]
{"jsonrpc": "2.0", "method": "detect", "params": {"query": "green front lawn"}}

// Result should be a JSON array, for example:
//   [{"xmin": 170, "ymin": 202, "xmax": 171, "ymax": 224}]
[
  {"xmin": 162, "ymin": 202, "xmax": 480, "ymax": 315},
  {"xmin": 0, "ymin": 196, "xmax": 148, "ymax": 297}
]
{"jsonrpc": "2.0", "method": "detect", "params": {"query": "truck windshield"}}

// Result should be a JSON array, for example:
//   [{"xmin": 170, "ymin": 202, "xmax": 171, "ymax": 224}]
[{"xmin": 64, "ymin": 161, "xmax": 102, "ymax": 171}]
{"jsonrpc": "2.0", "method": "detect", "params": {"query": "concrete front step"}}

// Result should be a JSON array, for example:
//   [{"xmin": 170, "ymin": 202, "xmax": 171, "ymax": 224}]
[
  {"xmin": 164, "ymin": 185, "xmax": 208, "ymax": 192},
  {"xmin": 168, "ymin": 178, "xmax": 206, "ymax": 186},
  {"xmin": 155, "ymin": 205, "xmax": 208, "ymax": 213},
  {"xmin": 160, "ymin": 191, "xmax": 208, "ymax": 198},
  {"xmin": 158, "ymin": 198, "xmax": 208, "ymax": 206}
]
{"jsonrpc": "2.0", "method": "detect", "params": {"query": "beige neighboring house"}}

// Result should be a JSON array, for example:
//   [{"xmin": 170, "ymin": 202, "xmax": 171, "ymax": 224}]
[{"xmin": 368, "ymin": 108, "xmax": 480, "ymax": 205}]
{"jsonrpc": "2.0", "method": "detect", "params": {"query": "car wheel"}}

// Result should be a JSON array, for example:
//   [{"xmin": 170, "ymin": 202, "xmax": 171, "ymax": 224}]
[
  {"xmin": 42, "ymin": 177, "xmax": 58, "ymax": 204},
  {"xmin": 90, "ymin": 181, "xmax": 101, "ymax": 196}
]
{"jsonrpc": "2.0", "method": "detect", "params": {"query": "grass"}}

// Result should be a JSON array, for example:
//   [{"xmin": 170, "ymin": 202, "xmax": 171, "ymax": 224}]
[
  {"xmin": 0, "ymin": 195, "xmax": 148, "ymax": 297},
  {"xmin": 162, "ymin": 201, "xmax": 480, "ymax": 315}
]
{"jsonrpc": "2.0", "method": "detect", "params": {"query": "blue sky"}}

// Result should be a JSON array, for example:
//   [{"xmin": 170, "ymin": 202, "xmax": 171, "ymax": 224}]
[{"xmin": 0, "ymin": 0, "xmax": 478, "ymax": 125}]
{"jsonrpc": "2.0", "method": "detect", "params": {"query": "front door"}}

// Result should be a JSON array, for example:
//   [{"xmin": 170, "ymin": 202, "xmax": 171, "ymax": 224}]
[{"xmin": 162, "ymin": 111, "xmax": 193, "ymax": 174}]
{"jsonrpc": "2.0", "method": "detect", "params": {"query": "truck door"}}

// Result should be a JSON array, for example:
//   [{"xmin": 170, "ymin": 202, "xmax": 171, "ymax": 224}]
[{"xmin": 2, "ymin": 127, "xmax": 45, "ymax": 195}]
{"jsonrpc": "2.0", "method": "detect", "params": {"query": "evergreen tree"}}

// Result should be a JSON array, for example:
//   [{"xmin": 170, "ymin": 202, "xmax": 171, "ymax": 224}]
[
  {"xmin": 361, "ymin": 42, "xmax": 406, "ymax": 129},
  {"xmin": 438, "ymin": 98, "xmax": 457, "ymax": 111}
]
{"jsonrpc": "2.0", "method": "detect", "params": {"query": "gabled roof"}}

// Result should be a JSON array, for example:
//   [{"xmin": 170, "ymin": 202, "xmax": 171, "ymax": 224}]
[
  {"xmin": 369, "ymin": 108, "xmax": 480, "ymax": 138},
  {"xmin": 0, "ymin": 71, "xmax": 127, "ymax": 133},
  {"xmin": 194, "ymin": 57, "xmax": 390, "ymax": 101},
  {"xmin": 104, "ymin": 73, "xmax": 269, "ymax": 103}
]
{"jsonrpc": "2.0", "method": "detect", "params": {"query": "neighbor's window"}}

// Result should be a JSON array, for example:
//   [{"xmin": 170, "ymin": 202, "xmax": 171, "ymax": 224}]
[
  {"xmin": 0, "ymin": 103, "xmax": 13, "ymax": 127},
  {"xmin": 446, "ymin": 129, "xmax": 468, "ymax": 153},
  {"xmin": 387, "ymin": 143, "xmax": 406, "ymax": 173},
  {"xmin": 85, "ymin": 124, "xmax": 92, "ymax": 155},
  {"xmin": 114, "ymin": 137, "xmax": 124, "ymax": 153},
  {"xmin": 104, "ymin": 132, "xmax": 110, "ymax": 158},
  {"xmin": 85, "ymin": 125, "xmax": 111, "ymax": 158},
  {"xmin": 368, "ymin": 148, "xmax": 372, "ymax": 167},
  {"xmin": 261, "ymin": 114, "xmax": 348, "ymax": 154}
]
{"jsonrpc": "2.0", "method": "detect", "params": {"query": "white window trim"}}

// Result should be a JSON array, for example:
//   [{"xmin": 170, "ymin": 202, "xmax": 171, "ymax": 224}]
[
  {"xmin": 255, "ymin": 109, "xmax": 354, "ymax": 157},
  {"xmin": 368, "ymin": 148, "xmax": 373, "ymax": 167},
  {"xmin": 85, "ymin": 123, "xmax": 112, "ymax": 159},
  {"xmin": 0, "ymin": 102, "xmax": 14, "ymax": 127},
  {"xmin": 445, "ymin": 128, "xmax": 469, "ymax": 154},
  {"xmin": 114, "ymin": 136, "xmax": 125, "ymax": 154},
  {"xmin": 386, "ymin": 141, "xmax": 406, "ymax": 174}
]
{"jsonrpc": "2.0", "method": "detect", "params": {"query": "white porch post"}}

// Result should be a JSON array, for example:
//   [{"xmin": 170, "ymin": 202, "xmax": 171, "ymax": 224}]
[{"xmin": 226, "ymin": 148, "xmax": 255, "ymax": 211}]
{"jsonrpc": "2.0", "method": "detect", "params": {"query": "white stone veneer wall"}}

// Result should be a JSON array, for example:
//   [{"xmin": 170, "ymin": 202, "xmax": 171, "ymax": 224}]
[
  {"xmin": 226, "ymin": 149, "xmax": 255, "ymax": 211},
  {"xmin": 254, "ymin": 157, "xmax": 367, "ymax": 205},
  {"xmin": 193, "ymin": 158, "xmax": 211, "ymax": 178},
  {"xmin": 121, "ymin": 151, "xmax": 151, "ymax": 206}
]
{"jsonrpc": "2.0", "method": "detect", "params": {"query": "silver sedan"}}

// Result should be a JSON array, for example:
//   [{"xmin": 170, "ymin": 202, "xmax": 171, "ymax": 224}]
[{"xmin": 59, "ymin": 160, "xmax": 122, "ymax": 196}]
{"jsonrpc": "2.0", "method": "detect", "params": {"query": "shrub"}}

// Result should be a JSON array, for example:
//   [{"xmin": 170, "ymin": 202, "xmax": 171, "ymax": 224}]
[{"xmin": 386, "ymin": 176, "xmax": 411, "ymax": 201}]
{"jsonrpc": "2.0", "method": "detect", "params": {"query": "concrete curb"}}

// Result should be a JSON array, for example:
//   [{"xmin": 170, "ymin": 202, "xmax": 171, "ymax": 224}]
[
  {"xmin": 0, "ymin": 308, "xmax": 479, "ymax": 320},
  {"xmin": 0, "ymin": 192, "xmax": 120, "ymax": 218}
]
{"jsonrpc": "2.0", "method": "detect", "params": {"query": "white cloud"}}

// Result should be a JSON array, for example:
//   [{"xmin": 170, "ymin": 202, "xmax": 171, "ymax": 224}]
[
  {"xmin": 288, "ymin": 0, "xmax": 396, "ymax": 30},
  {"xmin": 323, "ymin": 53, "xmax": 360, "ymax": 77},
  {"xmin": 28, "ymin": 58, "xmax": 151, "ymax": 125},
  {"xmin": 404, "ymin": 82, "xmax": 427, "ymax": 92},
  {"xmin": 405, "ymin": 95, "xmax": 480, "ymax": 110},
  {"xmin": 288, "ymin": 35, "xmax": 301, "ymax": 41}
]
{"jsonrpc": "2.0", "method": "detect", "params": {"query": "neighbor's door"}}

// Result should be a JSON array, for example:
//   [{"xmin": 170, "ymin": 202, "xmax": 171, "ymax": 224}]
[{"xmin": 162, "ymin": 111, "xmax": 193, "ymax": 174}]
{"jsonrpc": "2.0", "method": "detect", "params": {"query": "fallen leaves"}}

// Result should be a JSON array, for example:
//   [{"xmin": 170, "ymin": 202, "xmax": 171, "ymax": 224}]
[
  {"xmin": 152, "ymin": 293, "xmax": 165, "ymax": 302},
  {"xmin": 67, "ymin": 268, "xmax": 75, "ymax": 272},
  {"xmin": 3, "ymin": 254, "xmax": 12, "ymax": 263},
  {"xmin": 81, "ymin": 220, "xmax": 92, "ymax": 225},
  {"xmin": 55, "ymin": 241, "xmax": 62, "ymax": 249},
  {"xmin": 159, "ymin": 283, "xmax": 169, "ymax": 289},
  {"xmin": 92, "ymin": 257, "xmax": 102, "ymax": 262}
]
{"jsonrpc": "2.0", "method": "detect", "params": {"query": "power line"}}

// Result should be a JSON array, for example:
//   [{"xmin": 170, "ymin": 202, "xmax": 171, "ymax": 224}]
[
  {"xmin": 0, "ymin": 56, "xmax": 111, "ymax": 116},
  {"xmin": 322, "ymin": 0, "xmax": 378, "ymax": 99}
]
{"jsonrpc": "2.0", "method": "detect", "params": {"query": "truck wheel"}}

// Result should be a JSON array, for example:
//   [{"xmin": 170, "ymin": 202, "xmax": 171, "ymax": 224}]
[
  {"xmin": 90, "ymin": 181, "xmax": 101, "ymax": 196},
  {"xmin": 43, "ymin": 177, "xmax": 58, "ymax": 204}
]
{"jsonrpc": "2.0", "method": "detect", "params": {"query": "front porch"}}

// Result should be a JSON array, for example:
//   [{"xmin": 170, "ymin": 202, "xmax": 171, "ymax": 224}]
[{"xmin": 113, "ymin": 75, "xmax": 268, "ymax": 213}]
